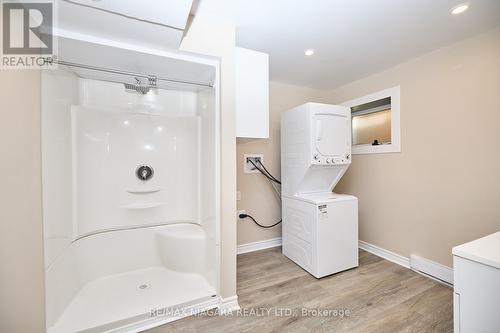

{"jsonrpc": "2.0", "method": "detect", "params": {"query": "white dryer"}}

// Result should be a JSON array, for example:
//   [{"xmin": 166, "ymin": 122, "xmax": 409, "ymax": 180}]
[{"xmin": 281, "ymin": 103, "xmax": 358, "ymax": 278}]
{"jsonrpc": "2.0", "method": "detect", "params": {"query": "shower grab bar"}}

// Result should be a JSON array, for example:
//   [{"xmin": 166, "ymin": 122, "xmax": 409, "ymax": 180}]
[
  {"xmin": 72, "ymin": 220, "xmax": 200, "ymax": 243},
  {"xmin": 49, "ymin": 59, "xmax": 215, "ymax": 88}
]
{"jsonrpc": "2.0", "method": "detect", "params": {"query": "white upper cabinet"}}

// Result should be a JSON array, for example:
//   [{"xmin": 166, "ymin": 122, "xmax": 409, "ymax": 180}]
[
  {"xmin": 67, "ymin": 0, "xmax": 193, "ymax": 29},
  {"xmin": 58, "ymin": 0, "xmax": 194, "ymax": 49},
  {"xmin": 235, "ymin": 47, "xmax": 269, "ymax": 138}
]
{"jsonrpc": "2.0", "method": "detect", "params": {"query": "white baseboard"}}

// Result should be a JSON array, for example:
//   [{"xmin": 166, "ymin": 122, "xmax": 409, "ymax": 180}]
[
  {"xmin": 218, "ymin": 295, "xmax": 240, "ymax": 313},
  {"xmin": 359, "ymin": 240, "xmax": 453, "ymax": 286},
  {"xmin": 410, "ymin": 254, "xmax": 453, "ymax": 286},
  {"xmin": 237, "ymin": 237, "xmax": 282, "ymax": 255},
  {"xmin": 359, "ymin": 240, "xmax": 410, "ymax": 268}
]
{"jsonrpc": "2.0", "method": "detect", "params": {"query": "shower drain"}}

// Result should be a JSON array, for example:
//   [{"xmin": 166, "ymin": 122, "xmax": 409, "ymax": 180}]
[{"xmin": 138, "ymin": 283, "xmax": 150, "ymax": 290}]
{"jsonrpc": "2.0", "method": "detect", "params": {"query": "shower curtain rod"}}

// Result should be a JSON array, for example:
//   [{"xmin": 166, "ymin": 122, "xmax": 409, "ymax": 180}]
[{"xmin": 52, "ymin": 60, "xmax": 214, "ymax": 88}]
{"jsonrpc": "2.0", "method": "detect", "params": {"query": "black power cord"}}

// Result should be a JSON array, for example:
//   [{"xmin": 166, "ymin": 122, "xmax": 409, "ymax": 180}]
[
  {"xmin": 248, "ymin": 159, "xmax": 281, "ymax": 184},
  {"xmin": 241, "ymin": 159, "xmax": 282, "ymax": 228},
  {"xmin": 239, "ymin": 213, "xmax": 282, "ymax": 228},
  {"xmin": 257, "ymin": 159, "xmax": 281, "ymax": 184}
]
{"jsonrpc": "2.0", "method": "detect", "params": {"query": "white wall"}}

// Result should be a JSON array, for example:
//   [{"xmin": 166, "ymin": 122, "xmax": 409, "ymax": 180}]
[
  {"xmin": 198, "ymin": 87, "xmax": 218, "ymax": 285},
  {"xmin": 180, "ymin": 14, "xmax": 238, "ymax": 298}
]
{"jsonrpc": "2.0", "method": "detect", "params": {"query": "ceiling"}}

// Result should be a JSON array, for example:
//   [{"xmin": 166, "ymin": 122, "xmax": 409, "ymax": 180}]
[{"xmin": 233, "ymin": 0, "xmax": 500, "ymax": 89}]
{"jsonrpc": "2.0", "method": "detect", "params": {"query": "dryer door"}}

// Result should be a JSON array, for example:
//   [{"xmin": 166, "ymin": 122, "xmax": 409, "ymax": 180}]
[{"xmin": 314, "ymin": 110, "xmax": 350, "ymax": 158}]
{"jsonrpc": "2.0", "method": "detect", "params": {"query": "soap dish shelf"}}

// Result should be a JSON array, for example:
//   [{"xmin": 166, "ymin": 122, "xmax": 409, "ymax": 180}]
[
  {"xmin": 127, "ymin": 188, "xmax": 161, "ymax": 194},
  {"xmin": 121, "ymin": 202, "xmax": 167, "ymax": 209}
]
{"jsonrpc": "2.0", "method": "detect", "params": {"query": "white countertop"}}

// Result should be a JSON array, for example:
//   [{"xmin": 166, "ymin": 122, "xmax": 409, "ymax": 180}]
[{"xmin": 453, "ymin": 231, "xmax": 500, "ymax": 269}]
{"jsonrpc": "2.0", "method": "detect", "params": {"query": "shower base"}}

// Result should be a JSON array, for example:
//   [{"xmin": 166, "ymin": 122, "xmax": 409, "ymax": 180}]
[{"xmin": 49, "ymin": 266, "xmax": 216, "ymax": 333}]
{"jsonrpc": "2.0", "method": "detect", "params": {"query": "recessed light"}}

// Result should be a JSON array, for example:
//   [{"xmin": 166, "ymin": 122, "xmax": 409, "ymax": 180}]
[
  {"xmin": 304, "ymin": 49, "xmax": 315, "ymax": 56},
  {"xmin": 450, "ymin": 3, "xmax": 470, "ymax": 15}
]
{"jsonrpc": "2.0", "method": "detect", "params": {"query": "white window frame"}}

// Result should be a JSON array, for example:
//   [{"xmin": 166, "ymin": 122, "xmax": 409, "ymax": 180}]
[{"xmin": 341, "ymin": 86, "xmax": 401, "ymax": 155}]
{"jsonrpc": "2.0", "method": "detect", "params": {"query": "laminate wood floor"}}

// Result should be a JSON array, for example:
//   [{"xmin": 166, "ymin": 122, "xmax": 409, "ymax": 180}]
[{"xmin": 147, "ymin": 248, "xmax": 453, "ymax": 333}]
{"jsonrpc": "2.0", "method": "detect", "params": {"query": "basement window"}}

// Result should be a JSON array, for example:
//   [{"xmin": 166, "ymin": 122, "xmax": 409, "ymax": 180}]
[
  {"xmin": 342, "ymin": 86, "xmax": 401, "ymax": 154},
  {"xmin": 352, "ymin": 97, "xmax": 391, "ymax": 146}
]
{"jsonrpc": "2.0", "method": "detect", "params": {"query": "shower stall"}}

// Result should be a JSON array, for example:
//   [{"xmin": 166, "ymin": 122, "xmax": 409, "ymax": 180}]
[{"xmin": 41, "ymin": 37, "xmax": 220, "ymax": 333}]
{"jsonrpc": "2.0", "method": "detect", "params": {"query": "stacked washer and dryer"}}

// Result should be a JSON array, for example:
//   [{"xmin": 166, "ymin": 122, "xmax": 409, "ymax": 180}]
[{"xmin": 281, "ymin": 103, "xmax": 358, "ymax": 278}]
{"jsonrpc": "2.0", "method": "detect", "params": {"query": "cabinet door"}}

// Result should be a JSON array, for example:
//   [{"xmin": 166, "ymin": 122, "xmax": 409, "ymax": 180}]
[
  {"xmin": 454, "ymin": 256, "xmax": 500, "ymax": 332},
  {"xmin": 453, "ymin": 292, "xmax": 460, "ymax": 333},
  {"xmin": 68, "ymin": 0, "xmax": 193, "ymax": 29},
  {"xmin": 58, "ymin": 1, "xmax": 190, "ymax": 49},
  {"xmin": 235, "ymin": 47, "xmax": 269, "ymax": 138}
]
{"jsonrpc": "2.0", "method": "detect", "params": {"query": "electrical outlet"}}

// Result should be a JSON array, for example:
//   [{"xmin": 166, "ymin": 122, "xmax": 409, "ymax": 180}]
[
  {"xmin": 244, "ymin": 154, "xmax": 264, "ymax": 174},
  {"xmin": 237, "ymin": 210, "xmax": 246, "ymax": 221}
]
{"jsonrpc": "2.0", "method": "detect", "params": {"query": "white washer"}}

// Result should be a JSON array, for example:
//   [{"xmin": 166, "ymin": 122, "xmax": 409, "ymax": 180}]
[
  {"xmin": 282, "ymin": 193, "xmax": 358, "ymax": 278},
  {"xmin": 281, "ymin": 103, "xmax": 358, "ymax": 278}
]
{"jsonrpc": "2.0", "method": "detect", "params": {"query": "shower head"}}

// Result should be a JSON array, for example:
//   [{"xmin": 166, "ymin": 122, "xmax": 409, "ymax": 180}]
[{"xmin": 124, "ymin": 76, "xmax": 158, "ymax": 95}]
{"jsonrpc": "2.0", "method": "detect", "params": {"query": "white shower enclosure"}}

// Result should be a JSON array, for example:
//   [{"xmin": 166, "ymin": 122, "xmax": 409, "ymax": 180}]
[{"xmin": 41, "ymin": 37, "xmax": 220, "ymax": 333}]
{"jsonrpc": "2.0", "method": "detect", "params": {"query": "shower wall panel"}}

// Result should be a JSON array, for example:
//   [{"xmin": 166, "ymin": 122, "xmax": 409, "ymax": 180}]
[
  {"xmin": 42, "ymin": 68, "xmax": 218, "ymax": 332},
  {"xmin": 42, "ymin": 70, "xmax": 79, "ymax": 268},
  {"xmin": 73, "ymin": 105, "xmax": 199, "ymax": 237}
]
